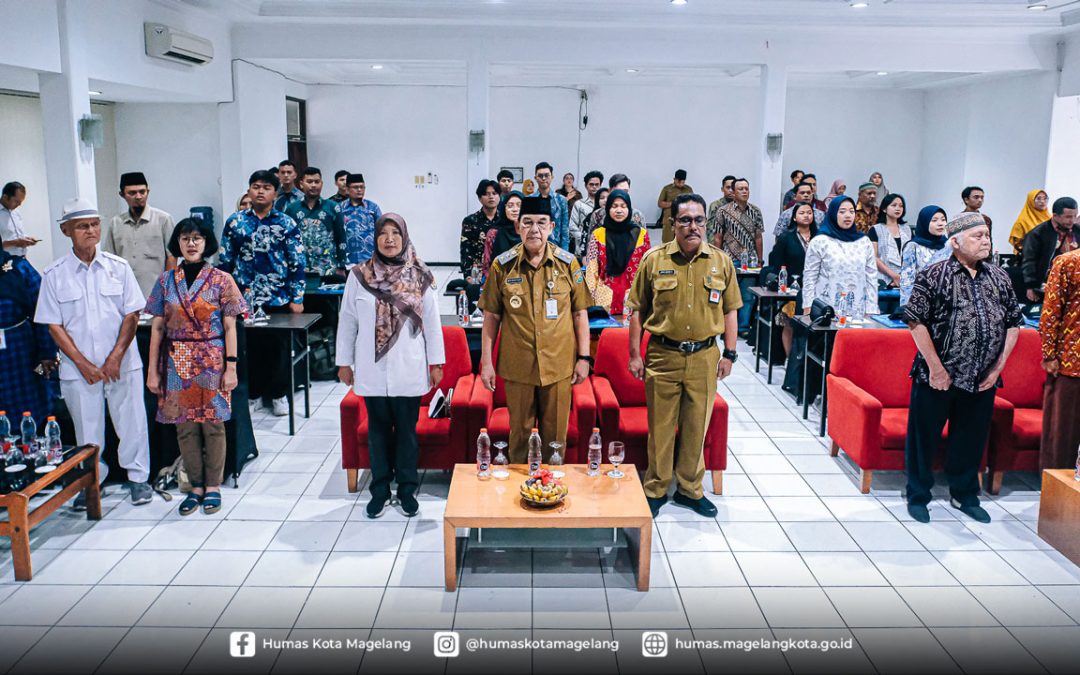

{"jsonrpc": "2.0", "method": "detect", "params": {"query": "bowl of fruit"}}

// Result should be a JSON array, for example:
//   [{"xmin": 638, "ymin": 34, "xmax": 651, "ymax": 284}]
[{"xmin": 520, "ymin": 469, "xmax": 568, "ymax": 508}]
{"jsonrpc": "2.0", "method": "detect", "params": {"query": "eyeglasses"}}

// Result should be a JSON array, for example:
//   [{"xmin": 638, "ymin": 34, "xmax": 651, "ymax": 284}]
[{"xmin": 675, "ymin": 216, "xmax": 707, "ymax": 228}]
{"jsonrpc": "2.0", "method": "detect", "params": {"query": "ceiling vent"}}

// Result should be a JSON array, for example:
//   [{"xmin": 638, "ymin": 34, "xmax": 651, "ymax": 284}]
[{"xmin": 144, "ymin": 23, "xmax": 214, "ymax": 66}]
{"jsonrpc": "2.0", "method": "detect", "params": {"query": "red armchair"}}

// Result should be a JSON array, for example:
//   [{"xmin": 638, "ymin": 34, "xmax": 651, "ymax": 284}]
[
  {"xmin": 590, "ymin": 328, "xmax": 729, "ymax": 494},
  {"xmin": 989, "ymin": 328, "xmax": 1045, "ymax": 494},
  {"xmin": 467, "ymin": 336, "xmax": 596, "ymax": 462},
  {"xmin": 339, "ymin": 326, "xmax": 476, "ymax": 492}
]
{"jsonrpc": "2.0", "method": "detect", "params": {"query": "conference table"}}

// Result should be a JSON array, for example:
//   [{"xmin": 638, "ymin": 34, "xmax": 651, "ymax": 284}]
[{"xmin": 748, "ymin": 286, "xmax": 799, "ymax": 385}]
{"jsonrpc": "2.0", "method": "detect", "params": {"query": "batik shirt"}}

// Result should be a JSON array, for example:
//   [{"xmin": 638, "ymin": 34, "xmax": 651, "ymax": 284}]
[
  {"xmin": 772, "ymin": 205, "xmax": 826, "ymax": 239},
  {"xmin": 899, "ymin": 242, "xmax": 942, "ymax": 307},
  {"xmin": 905, "ymin": 256, "xmax": 1024, "ymax": 392},
  {"xmin": 284, "ymin": 198, "xmax": 345, "ymax": 276},
  {"xmin": 339, "ymin": 199, "xmax": 383, "ymax": 265},
  {"xmin": 218, "ymin": 209, "xmax": 306, "ymax": 308},
  {"xmin": 1040, "ymin": 249, "xmax": 1080, "ymax": 377},
  {"xmin": 460, "ymin": 208, "xmax": 499, "ymax": 276},
  {"xmin": 713, "ymin": 201, "xmax": 764, "ymax": 265},
  {"xmin": 273, "ymin": 187, "xmax": 303, "ymax": 213}
]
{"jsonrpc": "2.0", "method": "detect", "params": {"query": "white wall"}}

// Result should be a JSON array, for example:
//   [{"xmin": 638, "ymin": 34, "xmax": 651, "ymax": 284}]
[
  {"xmin": 0, "ymin": 0, "xmax": 60, "ymax": 73},
  {"xmin": 784, "ymin": 88, "xmax": 926, "ymax": 217},
  {"xmin": 0, "ymin": 94, "xmax": 55, "ymax": 271},
  {"xmin": 112, "ymin": 103, "xmax": 223, "ymax": 229},
  {"xmin": 1046, "ymin": 94, "xmax": 1080, "ymax": 204},
  {"xmin": 920, "ymin": 72, "xmax": 1057, "ymax": 251},
  {"xmin": 305, "ymin": 84, "xmax": 467, "ymax": 264}
]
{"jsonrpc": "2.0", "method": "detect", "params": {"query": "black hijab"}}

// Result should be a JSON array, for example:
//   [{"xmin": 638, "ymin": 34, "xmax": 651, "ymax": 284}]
[
  {"xmin": 818, "ymin": 196, "xmax": 865, "ymax": 243},
  {"xmin": 0, "ymin": 240, "xmax": 29, "ymax": 316},
  {"xmin": 491, "ymin": 190, "xmax": 524, "ymax": 259},
  {"xmin": 603, "ymin": 189, "xmax": 638, "ymax": 277}
]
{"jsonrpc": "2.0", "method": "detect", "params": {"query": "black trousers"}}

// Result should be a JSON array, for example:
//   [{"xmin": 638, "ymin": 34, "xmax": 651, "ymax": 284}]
[
  {"xmin": 904, "ymin": 381, "xmax": 995, "ymax": 507},
  {"xmin": 364, "ymin": 396, "xmax": 421, "ymax": 500},
  {"xmin": 249, "ymin": 305, "xmax": 292, "ymax": 401}
]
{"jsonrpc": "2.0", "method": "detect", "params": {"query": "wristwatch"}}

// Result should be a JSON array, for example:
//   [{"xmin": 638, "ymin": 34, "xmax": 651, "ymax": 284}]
[
  {"xmin": 576, "ymin": 355, "xmax": 595, "ymax": 365},
  {"xmin": 722, "ymin": 348, "xmax": 738, "ymax": 363}
]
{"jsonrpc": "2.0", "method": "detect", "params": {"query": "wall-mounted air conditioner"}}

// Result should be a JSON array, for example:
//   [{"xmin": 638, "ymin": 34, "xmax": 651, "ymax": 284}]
[{"xmin": 144, "ymin": 23, "xmax": 214, "ymax": 66}]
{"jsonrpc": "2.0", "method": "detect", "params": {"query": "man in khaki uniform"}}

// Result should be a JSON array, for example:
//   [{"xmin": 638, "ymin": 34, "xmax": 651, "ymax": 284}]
[
  {"xmin": 479, "ymin": 196, "xmax": 592, "ymax": 462},
  {"xmin": 103, "ymin": 172, "xmax": 175, "ymax": 297},
  {"xmin": 656, "ymin": 169, "xmax": 693, "ymax": 244},
  {"xmin": 628, "ymin": 193, "xmax": 741, "ymax": 518}
]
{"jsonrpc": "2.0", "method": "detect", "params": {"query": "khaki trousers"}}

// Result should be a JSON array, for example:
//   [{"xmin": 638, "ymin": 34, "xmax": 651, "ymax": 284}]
[
  {"xmin": 644, "ymin": 341, "xmax": 719, "ymax": 499},
  {"xmin": 504, "ymin": 378, "xmax": 572, "ymax": 463},
  {"xmin": 176, "ymin": 421, "xmax": 227, "ymax": 488}
]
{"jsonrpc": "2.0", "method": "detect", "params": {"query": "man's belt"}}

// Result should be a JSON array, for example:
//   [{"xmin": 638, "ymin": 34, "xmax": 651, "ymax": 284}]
[{"xmin": 654, "ymin": 335, "xmax": 716, "ymax": 354}]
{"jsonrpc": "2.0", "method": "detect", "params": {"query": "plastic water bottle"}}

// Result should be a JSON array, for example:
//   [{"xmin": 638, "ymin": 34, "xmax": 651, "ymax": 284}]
[
  {"xmin": 45, "ymin": 417, "xmax": 62, "ymax": 464},
  {"xmin": 835, "ymin": 292, "xmax": 848, "ymax": 326},
  {"xmin": 457, "ymin": 290, "xmax": 469, "ymax": 326},
  {"xmin": 623, "ymin": 289, "xmax": 633, "ymax": 326},
  {"xmin": 527, "ymin": 428, "xmax": 542, "ymax": 476},
  {"xmin": 0, "ymin": 411, "xmax": 10, "ymax": 453},
  {"xmin": 1074, "ymin": 443, "xmax": 1080, "ymax": 482},
  {"xmin": 778, "ymin": 265, "xmax": 788, "ymax": 292},
  {"xmin": 476, "ymin": 428, "xmax": 491, "ymax": 478},
  {"xmin": 19, "ymin": 412, "xmax": 35, "ymax": 450},
  {"xmin": 845, "ymin": 287, "xmax": 858, "ymax": 320},
  {"xmin": 469, "ymin": 264, "xmax": 481, "ymax": 284},
  {"xmin": 587, "ymin": 428, "xmax": 602, "ymax": 477}
]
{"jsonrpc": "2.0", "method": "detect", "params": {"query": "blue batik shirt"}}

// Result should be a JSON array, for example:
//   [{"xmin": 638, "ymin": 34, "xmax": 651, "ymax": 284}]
[
  {"xmin": 218, "ymin": 208, "xmax": 306, "ymax": 308},
  {"xmin": 273, "ymin": 186, "xmax": 303, "ymax": 213},
  {"xmin": 339, "ymin": 199, "xmax": 383, "ymax": 265},
  {"xmin": 527, "ymin": 190, "xmax": 570, "ymax": 250},
  {"xmin": 284, "ymin": 198, "xmax": 346, "ymax": 275}
]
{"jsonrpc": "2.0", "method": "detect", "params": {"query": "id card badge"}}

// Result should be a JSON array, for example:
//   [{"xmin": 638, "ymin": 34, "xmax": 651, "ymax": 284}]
[
  {"xmin": 545, "ymin": 297, "xmax": 559, "ymax": 319},
  {"xmin": 709, "ymin": 289, "xmax": 721, "ymax": 304}
]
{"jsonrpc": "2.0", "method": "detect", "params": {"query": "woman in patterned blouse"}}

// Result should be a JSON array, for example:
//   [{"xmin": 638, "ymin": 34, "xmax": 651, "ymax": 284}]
[
  {"xmin": 801, "ymin": 196, "xmax": 879, "ymax": 319},
  {"xmin": 583, "ymin": 189, "xmax": 651, "ymax": 316},
  {"xmin": 899, "ymin": 206, "xmax": 948, "ymax": 307},
  {"xmin": 869, "ymin": 194, "xmax": 911, "ymax": 288}
]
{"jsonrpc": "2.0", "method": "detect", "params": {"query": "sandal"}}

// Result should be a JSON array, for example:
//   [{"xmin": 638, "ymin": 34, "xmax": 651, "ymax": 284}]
[
  {"xmin": 178, "ymin": 492, "xmax": 202, "ymax": 516},
  {"xmin": 202, "ymin": 490, "xmax": 222, "ymax": 514}
]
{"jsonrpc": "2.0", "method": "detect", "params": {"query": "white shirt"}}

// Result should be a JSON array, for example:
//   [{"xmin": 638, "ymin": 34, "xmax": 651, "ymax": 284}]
[
  {"xmin": 335, "ymin": 272, "xmax": 445, "ymax": 397},
  {"xmin": 801, "ymin": 235, "xmax": 879, "ymax": 317},
  {"xmin": 34, "ymin": 248, "xmax": 146, "ymax": 380},
  {"xmin": 332, "ymin": 274, "xmax": 442, "ymax": 397},
  {"xmin": 0, "ymin": 205, "xmax": 27, "ymax": 256}
]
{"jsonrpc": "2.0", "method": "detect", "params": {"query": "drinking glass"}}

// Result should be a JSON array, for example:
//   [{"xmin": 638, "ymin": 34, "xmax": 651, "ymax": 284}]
[
  {"xmin": 548, "ymin": 442, "xmax": 565, "ymax": 478},
  {"xmin": 492, "ymin": 441, "xmax": 509, "ymax": 480},
  {"xmin": 607, "ymin": 441, "xmax": 625, "ymax": 479}
]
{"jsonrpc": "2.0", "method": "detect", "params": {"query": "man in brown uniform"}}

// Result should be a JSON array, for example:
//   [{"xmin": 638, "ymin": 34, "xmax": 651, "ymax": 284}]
[
  {"xmin": 479, "ymin": 196, "xmax": 592, "ymax": 462},
  {"xmin": 628, "ymin": 193, "xmax": 742, "ymax": 518}
]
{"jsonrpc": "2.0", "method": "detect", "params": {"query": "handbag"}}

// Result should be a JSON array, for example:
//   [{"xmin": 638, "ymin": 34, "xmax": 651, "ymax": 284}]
[{"xmin": 810, "ymin": 298, "xmax": 835, "ymax": 327}]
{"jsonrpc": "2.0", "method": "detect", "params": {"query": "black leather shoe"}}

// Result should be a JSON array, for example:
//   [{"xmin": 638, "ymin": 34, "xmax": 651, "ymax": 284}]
[
  {"xmin": 951, "ymin": 498, "xmax": 991, "ymax": 523},
  {"xmin": 366, "ymin": 494, "xmax": 388, "ymax": 519},
  {"xmin": 672, "ymin": 492, "xmax": 718, "ymax": 517},
  {"xmin": 906, "ymin": 503, "xmax": 930, "ymax": 523},
  {"xmin": 646, "ymin": 495, "xmax": 668, "ymax": 518},
  {"xmin": 399, "ymin": 493, "xmax": 420, "ymax": 518}
]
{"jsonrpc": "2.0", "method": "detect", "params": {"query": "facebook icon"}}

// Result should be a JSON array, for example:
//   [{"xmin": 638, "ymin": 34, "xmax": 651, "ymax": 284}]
[{"xmin": 230, "ymin": 632, "xmax": 256, "ymax": 658}]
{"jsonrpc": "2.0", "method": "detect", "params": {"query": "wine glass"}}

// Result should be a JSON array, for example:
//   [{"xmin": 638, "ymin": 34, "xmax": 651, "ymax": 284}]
[
  {"xmin": 607, "ymin": 441, "xmax": 625, "ymax": 479},
  {"xmin": 492, "ymin": 441, "xmax": 509, "ymax": 480},
  {"xmin": 548, "ymin": 442, "xmax": 565, "ymax": 478}
]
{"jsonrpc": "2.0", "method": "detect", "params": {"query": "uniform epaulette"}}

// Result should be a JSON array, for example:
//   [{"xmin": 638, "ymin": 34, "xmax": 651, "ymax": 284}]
[
  {"xmin": 553, "ymin": 247, "xmax": 575, "ymax": 265},
  {"xmin": 495, "ymin": 245, "xmax": 520, "ymax": 267},
  {"xmin": 640, "ymin": 243, "xmax": 667, "ymax": 260},
  {"xmin": 42, "ymin": 257, "xmax": 66, "ymax": 274},
  {"xmin": 99, "ymin": 250, "xmax": 128, "ymax": 265}
]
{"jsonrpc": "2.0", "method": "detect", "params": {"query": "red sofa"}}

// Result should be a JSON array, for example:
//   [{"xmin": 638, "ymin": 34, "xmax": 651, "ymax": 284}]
[
  {"xmin": 467, "ymin": 335, "xmax": 596, "ymax": 463},
  {"xmin": 590, "ymin": 328, "xmax": 729, "ymax": 494},
  {"xmin": 989, "ymin": 328, "xmax": 1045, "ymax": 494},
  {"xmin": 826, "ymin": 328, "xmax": 986, "ymax": 494},
  {"xmin": 339, "ymin": 326, "xmax": 476, "ymax": 492}
]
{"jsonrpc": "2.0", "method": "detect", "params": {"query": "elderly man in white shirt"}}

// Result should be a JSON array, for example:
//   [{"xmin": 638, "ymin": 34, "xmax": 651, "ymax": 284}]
[
  {"xmin": 336, "ymin": 212, "xmax": 444, "ymax": 520},
  {"xmin": 0, "ymin": 181, "xmax": 41, "ymax": 257},
  {"xmin": 34, "ymin": 198, "xmax": 153, "ymax": 507}
]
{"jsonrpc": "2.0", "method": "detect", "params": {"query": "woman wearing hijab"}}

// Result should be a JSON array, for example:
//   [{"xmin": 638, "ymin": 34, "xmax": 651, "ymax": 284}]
[
  {"xmin": 336, "ymin": 213, "xmax": 445, "ymax": 519},
  {"xmin": 802, "ymin": 196, "xmax": 879, "ymax": 318},
  {"xmin": 583, "ymin": 189, "xmax": 651, "ymax": 315},
  {"xmin": 824, "ymin": 180, "xmax": 846, "ymax": 209},
  {"xmin": 0, "ymin": 237, "xmax": 57, "ymax": 427},
  {"xmin": 869, "ymin": 172, "xmax": 889, "ymax": 207},
  {"xmin": 868, "ymin": 194, "xmax": 911, "ymax": 288},
  {"xmin": 482, "ymin": 190, "xmax": 523, "ymax": 276},
  {"xmin": 1009, "ymin": 189, "xmax": 1051, "ymax": 255},
  {"xmin": 899, "ymin": 206, "xmax": 948, "ymax": 307}
]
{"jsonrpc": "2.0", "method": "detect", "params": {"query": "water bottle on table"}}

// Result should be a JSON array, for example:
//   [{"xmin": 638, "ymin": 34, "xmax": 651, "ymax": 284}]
[
  {"xmin": 0, "ymin": 411, "xmax": 10, "ymax": 455},
  {"xmin": 476, "ymin": 428, "xmax": 491, "ymax": 479},
  {"xmin": 456, "ymin": 290, "xmax": 469, "ymax": 327},
  {"xmin": 587, "ymin": 427, "xmax": 602, "ymax": 476},
  {"xmin": 778, "ymin": 265, "xmax": 788, "ymax": 293},
  {"xmin": 20, "ymin": 412, "xmax": 35, "ymax": 451},
  {"xmin": 45, "ymin": 416, "xmax": 63, "ymax": 465},
  {"xmin": 527, "ymin": 429, "xmax": 542, "ymax": 476}
]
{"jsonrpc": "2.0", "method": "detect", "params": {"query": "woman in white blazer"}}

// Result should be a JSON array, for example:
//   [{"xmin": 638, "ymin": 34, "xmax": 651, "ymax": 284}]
[{"xmin": 336, "ymin": 213, "xmax": 444, "ymax": 519}]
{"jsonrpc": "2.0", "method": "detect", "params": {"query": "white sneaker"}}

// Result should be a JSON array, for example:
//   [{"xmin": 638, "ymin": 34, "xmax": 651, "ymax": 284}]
[{"xmin": 271, "ymin": 396, "xmax": 290, "ymax": 416}]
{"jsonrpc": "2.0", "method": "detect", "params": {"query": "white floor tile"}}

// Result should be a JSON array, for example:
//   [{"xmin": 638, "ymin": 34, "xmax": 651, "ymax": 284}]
[
  {"xmin": 824, "ymin": 586, "xmax": 921, "ymax": 627},
  {"xmin": 532, "ymin": 586, "xmax": 610, "ymax": 628},
  {"xmin": 734, "ymin": 551, "xmax": 818, "ymax": 586},
  {"xmin": 665, "ymin": 551, "xmax": 745, "ymax": 587},
  {"xmin": 0, "ymin": 627, "xmax": 50, "ymax": 674},
  {"xmin": 399, "ymin": 519, "xmax": 444, "ymax": 552},
  {"xmin": 532, "ymin": 549, "xmax": 603, "ymax": 587},
  {"xmin": 657, "ymin": 521, "xmax": 728, "ymax": 552},
  {"xmin": 217, "ymin": 586, "xmax": 310, "ymax": 628},
  {"xmin": 967, "ymin": 585, "xmax": 1077, "ymax": 626},
  {"xmin": 374, "ymin": 587, "xmax": 456, "ymax": 629},
  {"xmin": 737, "ymin": 455, "xmax": 797, "ymax": 474},
  {"xmin": 931, "ymin": 626, "xmax": 1044, "ymax": 674},
  {"xmin": 720, "ymin": 522, "xmax": 795, "ymax": 551},
  {"xmin": 173, "ymin": 550, "xmax": 261, "ymax": 586},
  {"xmin": 842, "ymin": 521, "xmax": 924, "ymax": 551},
  {"xmin": 0, "ymin": 585, "xmax": 91, "ymax": 626},
  {"xmin": 316, "ymin": 550, "xmax": 396, "ymax": 587},
  {"xmin": 294, "ymin": 587, "xmax": 383, "ymax": 629},
  {"xmin": 283, "ymin": 497, "xmax": 356, "ymax": 521},
  {"xmin": 57, "ymin": 584, "xmax": 162, "ymax": 626},
  {"xmin": 138, "ymin": 585, "xmax": 238, "ymax": 627},
  {"xmin": 904, "ymin": 520, "xmax": 989, "ymax": 551},
  {"xmin": 135, "ymin": 519, "xmax": 221, "ymax": 550},
  {"xmin": 453, "ymin": 586, "xmax": 531, "ymax": 629},
  {"xmin": 245, "ymin": 550, "xmax": 329, "ymax": 586},
  {"xmin": 606, "ymin": 585, "xmax": 690, "ymax": 629},
  {"xmin": 996, "ymin": 549, "xmax": 1080, "ymax": 585},
  {"xmin": 933, "ymin": 551, "xmax": 1031, "ymax": 586},
  {"xmin": 458, "ymin": 549, "xmax": 531, "ymax": 588},
  {"xmin": 802, "ymin": 473, "xmax": 867, "ymax": 497},
  {"xmin": 9, "ymin": 626, "xmax": 127, "ymax": 674},
  {"xmin": 712, "ymin": 496, "xmax": 776, "ymax": 522},
  {"xmin": 802, "ymin": 551, "xmax": 890, "ymax": 587},
  {"xmin": 680, "ymin": 586, "xmax": 768, "ymax": 629},
  {"xmin": 227, "ymin": 494, "xmax": 300, "ymax": 520},
  {"xmin": 1009, "ymin": 626, "xmax": 1080, "ymax": 674},
  {"xmin": 896, "ymin": 586, "xmax": 998, "ymax": 627},
  {"xmin": 388, "ymin": 551, "xmax": 447, "ymax": 588},
  {"xmin": 823, "ymin": 496, "xmax": 898, "ymax": 522},
  {"xmin": 765, "ymin": 496, "xmax": 835, "ymax": 521},
  {"xmin": 99, "ymin": 549, "xmax": 192, "ymax": 585},
  {"xmin": 1040, "ymin": 585, "xmax": 1080, "ymax": 623},
  {"xmin": 964, "ymin": 519, "xmax": 1053, "ymax": 551},
  {"xmin": 752, "ymin": 587, "xmax": 845, "ymax": 628},
  {"xmin": 867, "ymin": 551, "xmax": 961, "ymax": 586},
  {"xmin": 68, "ymin": 520, "xmax": 156, "ymax": 550},
  {"xmin": 750, "ymin": 473, "xmax": 816, "ymax": 497},
  {"xmin": 853, "ymin": 627, "xmax": 961, "ymax": 675},
  {"xmin": 98, "ymin": 626, "xmax": 210, "ymax": 674},
  {"xmin": 781, "ymin": 521, "xmax": 860, "ymax": 551},
  {"xmin": 266, "ymin": 520, "xmax": 344, "ymax": 552},
  {"xmin": 28, "ymin": 548, "xmax": 126, "ymax": 584},
  {"xmin": 333, "ymin": 520, "xmax": 408, "ymax": 552},
  {"xmin": 202, "ymin": 520, "xmax": 282, "ymax": 550}
]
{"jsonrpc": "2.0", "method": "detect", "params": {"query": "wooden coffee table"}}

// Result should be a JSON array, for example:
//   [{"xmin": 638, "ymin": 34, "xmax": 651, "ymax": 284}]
[
  {"xmin": 443, "ymin": 463, "xmax": 653, "ymax": 591},
  {"xmin": 0, "ymin": 444, "xmax": 102, "ymax": 581}
]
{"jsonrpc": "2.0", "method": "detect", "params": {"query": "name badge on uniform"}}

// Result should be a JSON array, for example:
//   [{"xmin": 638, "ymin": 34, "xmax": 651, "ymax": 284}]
[
  {"xmin": 709, "ymin": 289, "xmax": 721, "ymax": 304},
  {"xmin": 506, "ymin": 277, "xmax": 522, "ymax": 285},
  {"xmin": 545, "ymin": 297, "xmax": 558, "ymax": 319},
  {"xmin": 509, "ymin": 295, "xmax": 523, "ymax": 309},
  {"xmin": 658, "ymin": 269, "xmax": 675, "ymax": 276}
]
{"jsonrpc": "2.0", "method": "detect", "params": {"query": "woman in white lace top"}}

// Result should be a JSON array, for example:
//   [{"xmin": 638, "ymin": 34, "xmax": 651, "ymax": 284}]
[{"xmin": 802, "ymin": 196, "xmax": 879, "ymax": 318}]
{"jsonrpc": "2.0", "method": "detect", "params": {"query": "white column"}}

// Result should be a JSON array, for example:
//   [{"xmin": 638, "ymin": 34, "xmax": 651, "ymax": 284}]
[
  {"xmin": 219, "ymin": 60, "xmax": 288, "ymax": 229},
  {"xmin": 756, "ymin": 62, "xmax": 788, "ymax": 254},
  {"xmin": 465, "ymin": 56, "xmax": 490, "ymax": 212},
  {"xmin": 39, "ymin": 0, "xmax": 96, "ymax": 260}
]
